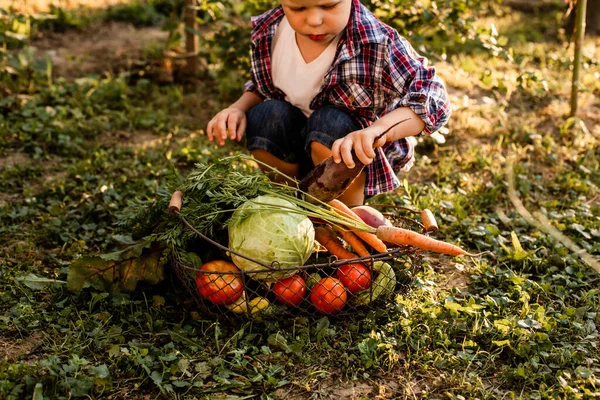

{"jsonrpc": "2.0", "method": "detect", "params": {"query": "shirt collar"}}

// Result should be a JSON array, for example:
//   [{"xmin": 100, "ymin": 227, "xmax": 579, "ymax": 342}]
[{"xmin": 250, "ymin": 6, "xmax": 284, "ymax": 44}]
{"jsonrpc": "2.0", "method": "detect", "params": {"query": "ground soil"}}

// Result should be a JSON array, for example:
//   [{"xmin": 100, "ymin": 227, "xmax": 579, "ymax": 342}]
[
  {"xmin": 0, "ymin": 332, "xmax": 43, "ymax": 362},
  {"xmin": 2, "ymin": 0, "xmax": 132, "ymax": 13},
  {"xmin": 33, "ymin": 21, "xmax": 169, "ymax": 80}
]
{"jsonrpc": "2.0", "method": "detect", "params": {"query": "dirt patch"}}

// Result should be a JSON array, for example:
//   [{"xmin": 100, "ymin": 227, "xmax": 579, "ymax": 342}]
[
  {"xmin": 0, "ymin": 193, "xmax": 17, "ymax": 207},
  {"xmin": 274, "ymin": 380, "xmax": 379, "ymax": 399},
  {"xmin": 434, "ymin": 259, "xmax": 472, "ymax": 292},
  {"xmin": 0, "ymin": 153, "xmax": 31, "ymax": 169},
  {"xmin": 96, "ymin": 129, "xmax": 161, "ymax": 149},
  {"xmin": 3, "ymin": 0, "xmax": 134, "ymax": 13},
  {"xmin": 274, "ymin": 371, "xmax": 424, "ymax": 400},
  {"xmin": 0, "ymin": 332, "xmax": 44, "ymax": 362},
  {"xmin": 33, "ymin": 21, "xmax": 169, "ymax": 79}
]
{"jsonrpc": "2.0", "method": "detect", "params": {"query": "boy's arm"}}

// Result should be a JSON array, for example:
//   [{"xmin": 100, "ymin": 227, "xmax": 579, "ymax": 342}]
[
  {"xmin": 382, "ymin": 34, "xmax": 451, "ymax": 137},
  {"xmin": 230, "ymin": 91, "xmax": 263, "ymax": 113},
  {"xmin": 369, "ymin": 106, "xmax": 425, "ymax": 142}
]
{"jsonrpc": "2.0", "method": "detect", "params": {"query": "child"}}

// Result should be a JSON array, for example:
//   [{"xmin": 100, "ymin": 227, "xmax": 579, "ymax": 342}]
[{"xmin": 206, "ymin": 0, "xmax": 451, "ymax": 206}]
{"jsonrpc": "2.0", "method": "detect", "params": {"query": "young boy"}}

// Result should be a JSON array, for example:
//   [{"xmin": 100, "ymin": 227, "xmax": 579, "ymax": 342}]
[{"xmin": 206, "ymin": 0, "xmax": 451, "ymax": 206}]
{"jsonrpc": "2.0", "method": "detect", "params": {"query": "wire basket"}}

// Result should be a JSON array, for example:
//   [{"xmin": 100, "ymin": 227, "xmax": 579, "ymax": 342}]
[{"xmin": 168, "ymin": 191, "xmax": 437, "ymax": 320}]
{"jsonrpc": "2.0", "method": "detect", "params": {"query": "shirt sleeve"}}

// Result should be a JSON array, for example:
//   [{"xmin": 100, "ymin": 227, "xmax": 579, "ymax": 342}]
[
  {"xmin": 244, "ymin": 79, "xmax": 259, "ymax": 95},
  {"xmin": 244, "ymin": 41, "xmax": 266, "ymax": 99},
  {"xmin": 382, "ymin": 33, "xmax": 451, "ymax": 136}
]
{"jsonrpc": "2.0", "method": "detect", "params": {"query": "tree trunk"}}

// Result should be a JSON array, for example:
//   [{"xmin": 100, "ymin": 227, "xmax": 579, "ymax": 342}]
[{"xmin": 567, "ymin": 0, "xmax": 599, "ymax": 36}]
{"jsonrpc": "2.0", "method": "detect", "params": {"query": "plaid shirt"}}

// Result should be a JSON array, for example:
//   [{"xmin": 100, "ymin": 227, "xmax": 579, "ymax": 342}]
[{"xmin": 245, "ymin": 0, "xmax": 451, "ymax": 196}]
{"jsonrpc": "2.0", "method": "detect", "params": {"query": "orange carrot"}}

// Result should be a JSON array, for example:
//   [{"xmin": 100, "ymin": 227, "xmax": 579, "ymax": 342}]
[
  {"xmin": 420, "ymin": 209, "xmax": 439, "ymax": 233},
  {"xmin": 328, "ymin": 200, "xmax": 388, "ymax": 254},
  {"xmin": 375, "ymin": 225, "xmax": 478, "ymax": 257},
  {"xmin": 332, "ymin": 225, "xmax": 371, "ymax": 260},
  {"xmin": 314, "ymin": 226, "xmax": 358, "ymax": 260}
]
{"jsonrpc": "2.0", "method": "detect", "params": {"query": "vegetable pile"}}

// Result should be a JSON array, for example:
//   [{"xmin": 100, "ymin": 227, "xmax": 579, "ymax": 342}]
[{"xmin": 67, "ymin": 155, "xmax": 474, "ymax": 318}]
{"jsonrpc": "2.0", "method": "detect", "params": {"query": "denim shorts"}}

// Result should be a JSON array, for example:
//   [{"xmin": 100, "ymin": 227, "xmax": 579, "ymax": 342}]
[{"xmin": 245, "ymin": 100, "xmax": 362, "ymax": 178}]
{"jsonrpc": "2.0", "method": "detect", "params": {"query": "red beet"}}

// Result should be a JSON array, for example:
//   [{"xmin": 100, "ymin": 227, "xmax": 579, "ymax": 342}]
[
  {"xmin": 351, "ymin": 205, "xmax": 393, "ymax": 229},
  {"xmin": 299, "ymin": 156, "xmax": 365, "ymax": 203}
]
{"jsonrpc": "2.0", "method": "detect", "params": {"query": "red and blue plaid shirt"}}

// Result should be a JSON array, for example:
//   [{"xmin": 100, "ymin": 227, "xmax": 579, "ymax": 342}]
[{"xmin": 245, "ymin": 0, "xmax": 451, "ymax": 196}]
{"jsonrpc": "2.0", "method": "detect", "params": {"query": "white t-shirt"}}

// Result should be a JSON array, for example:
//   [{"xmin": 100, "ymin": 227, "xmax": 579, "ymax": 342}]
[{"xmin": 271, "ymin": 17, "xmax": 341, "ymax": 117}]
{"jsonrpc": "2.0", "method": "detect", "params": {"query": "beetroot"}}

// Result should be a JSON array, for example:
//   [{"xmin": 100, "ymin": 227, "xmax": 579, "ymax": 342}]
[
  {"xmin": 299, "ymin": 155, "xmax": 365, "ymax": 204},
  {"xmin": 351, "ymin": 205, "xmax": 393, "ymax": 229}
]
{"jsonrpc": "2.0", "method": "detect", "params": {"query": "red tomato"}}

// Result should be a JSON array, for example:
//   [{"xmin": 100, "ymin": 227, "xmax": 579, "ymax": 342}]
[
  {"xmin": 196, "ymin": 260, "xmax": 243, "ymax": 305},
  {"xmin": 310, "ymin": 277, "xmax": 347, "ymax": 314},
  {"xmin": 336, "ymin": 263, "xmax": 372, "ymax": 294},
  {"xmin": 273, "ymin": 275, "xmax": 306, "ymax": 306}
]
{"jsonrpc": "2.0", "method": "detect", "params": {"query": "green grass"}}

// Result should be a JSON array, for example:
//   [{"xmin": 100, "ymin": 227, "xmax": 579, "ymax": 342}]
[{"xmin": 1, "ymin": 4, "xmax": 599, "ymax": 400}]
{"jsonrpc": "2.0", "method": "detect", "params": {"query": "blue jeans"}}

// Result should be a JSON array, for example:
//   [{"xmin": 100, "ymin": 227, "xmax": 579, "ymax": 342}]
[{"xmin": 246, "ymin": 100, "xmax": 362, "ymax": 178}]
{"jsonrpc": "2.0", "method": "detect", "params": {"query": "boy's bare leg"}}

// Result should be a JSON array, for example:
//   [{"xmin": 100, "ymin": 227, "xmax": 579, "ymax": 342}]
[
  {"xmin": 310, "ymin": 142, "xmax": 365, "ymax": 206},
  {"xmin": 337, "ymin": 173, "xmax": 365, "ymax": 206},
  {"xmin": 251, "ymin": 149, "xmax": 299, "ymax": 185}
]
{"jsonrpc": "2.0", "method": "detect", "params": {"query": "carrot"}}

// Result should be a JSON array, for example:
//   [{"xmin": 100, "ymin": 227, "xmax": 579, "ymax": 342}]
[
  {"xmin": 375, "ymin": 225, "xmax": 478, "ymax": 257},
  {"xmin": 420, "ymin": 209, "xmax": 439, "ymax": 233},
  {"xmin": 314, "ymin": 226, "xmax": 359, "ymax": 260},
  {"xmin": 328, "ymin": 200, "xmax": 388, "ymax": 254},
  {"xmin": 332, "ymin": 225, "xmax": 371, "ymax": 261}
]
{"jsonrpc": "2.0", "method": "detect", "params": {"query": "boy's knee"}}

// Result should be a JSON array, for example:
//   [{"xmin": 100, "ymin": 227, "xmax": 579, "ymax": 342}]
[
  {"xmin": 248, "ymin": 100, "xmax": 297, "ymax": 123},
  {"xmin": 247, "ymin": 100, "xmax": 304, "ymax": 136},
  {"xmin": 306, "ymin": 107, "xmax": 360, "ymax": 137}
]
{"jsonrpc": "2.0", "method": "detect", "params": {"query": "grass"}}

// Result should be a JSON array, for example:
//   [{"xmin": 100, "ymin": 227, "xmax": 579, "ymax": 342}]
[{"xmin": 0, "ymin": 3, "xmax": 599, "ymax": 399}]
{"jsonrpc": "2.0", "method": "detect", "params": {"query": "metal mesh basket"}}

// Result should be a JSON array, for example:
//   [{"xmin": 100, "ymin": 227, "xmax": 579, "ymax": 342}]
[{"xmin": 168, "ymin": 192, "xmax": 436, "ymax": 320}]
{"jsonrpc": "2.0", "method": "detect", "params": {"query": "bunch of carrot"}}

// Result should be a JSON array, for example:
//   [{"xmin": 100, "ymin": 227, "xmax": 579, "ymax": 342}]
[
  {"xmin": 318, "ymin": 200, "xmax": 477, "ymax": 258},
  {"xmin": 314, "ymin": 225, "xmax": 369, "ymax": 261}
]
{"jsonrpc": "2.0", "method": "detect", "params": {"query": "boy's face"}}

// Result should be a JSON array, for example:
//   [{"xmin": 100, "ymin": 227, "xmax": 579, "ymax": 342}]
[{"xmin": 280, "ymin": 0, "xmax": 352, "ymax": 44}]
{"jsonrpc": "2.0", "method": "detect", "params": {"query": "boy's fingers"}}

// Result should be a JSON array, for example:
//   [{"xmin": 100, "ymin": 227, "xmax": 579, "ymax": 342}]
[
  {"xmin": 227, "ymin": 114, "xmax": 237, "ymax": 140},
  {"xmin": 206, "ymin": 120, "xmax": 214, "ymax": 141},
  {"xmin": 216, "ymin": 115, "xmax": 228, "ymax": 145},
  {"xmin": 354, "ymin": 142, "xmax": 371, "ymax": 165},
  {"xmin": 331, "ymin": 139, "xmax": 342, "ymax": 163},
  {"xmin": 237, "ymin": 118, "xmax": 246, "ymax": 141},
  {"xmin": 361, "ymin": 135, "xmax": 376, "ymax": 159},
  {"xmin": 339, "ymin": 139, "xmax": 355, "ymax": 168}
]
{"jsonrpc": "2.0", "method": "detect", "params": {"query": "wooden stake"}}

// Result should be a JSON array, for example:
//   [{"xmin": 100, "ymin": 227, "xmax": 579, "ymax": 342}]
[
  {"xmin": 184, "ymin": 0, "xmax": 198, "ymax": 76},
  {"xmin": 570, "ymin": 0, "xmax": 588, "ymax": 117}
]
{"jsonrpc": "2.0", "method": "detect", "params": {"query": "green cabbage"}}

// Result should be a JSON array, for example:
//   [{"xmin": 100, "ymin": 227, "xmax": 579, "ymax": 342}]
[{"xmin": 228, "ymin": 195, "xmax": 314, "ymax": 281}]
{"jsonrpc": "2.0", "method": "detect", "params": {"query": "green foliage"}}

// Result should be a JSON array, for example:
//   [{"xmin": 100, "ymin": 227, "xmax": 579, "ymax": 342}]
[
  {"xmin": 104, "ymin": 1, "xmax": 165, "ymax": 27},
  {"xmin": 0, "ymin": 9, "xmax": 54, "ymax": 95},
  {"xmin": 36, "ymin": 5, "xmax": 94, "ymax": 31},
  {"xmin": 1, "ymin": 77, "xmax": 171, "ymax": 156},
  {"xmin": 363, "ymin": 0, "xmax": 488, "ymax": 45},
  {"xmin": 67, "ymin": 242, "xmax": 166, "ymax": 292}
]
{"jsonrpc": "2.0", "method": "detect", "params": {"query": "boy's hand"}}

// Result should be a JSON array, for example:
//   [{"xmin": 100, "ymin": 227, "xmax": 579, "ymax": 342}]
[
  {"xmin": 206, "ymin": 107, "xmax": 246, "ymax": 146},
  {"xmin": 331, "ymin": 126, "xmax": 388, "ymax": 168}
]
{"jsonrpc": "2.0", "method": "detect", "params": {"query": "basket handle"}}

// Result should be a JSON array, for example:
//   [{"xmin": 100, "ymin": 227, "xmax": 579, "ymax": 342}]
[
  {"xmin": 169, "ymin": 191, "xmax": 183, "ymax": 214},
  {"xmin": 420, "ymin": 209, "xmax": 439, "ymax": 233}
]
